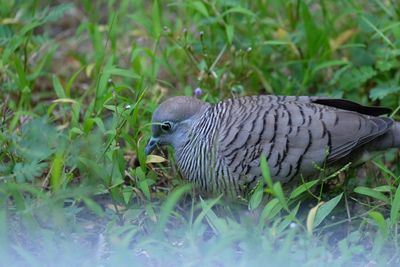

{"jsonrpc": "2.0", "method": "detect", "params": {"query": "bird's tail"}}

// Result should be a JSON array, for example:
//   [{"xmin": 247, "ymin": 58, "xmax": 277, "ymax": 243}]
[
  {"xmin": 370, "ymin": 121, "xmax": 400, "ymax": 151},
  {"xmin": 392, "ymin": 121, "xmax": 400, "ymax": 148}
]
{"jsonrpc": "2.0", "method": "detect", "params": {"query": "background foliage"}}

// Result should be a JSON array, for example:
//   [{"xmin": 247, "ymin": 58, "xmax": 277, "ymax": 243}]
[{"xmin": 1, "ymin": 0, "xmax": 400, "ymax": 266}]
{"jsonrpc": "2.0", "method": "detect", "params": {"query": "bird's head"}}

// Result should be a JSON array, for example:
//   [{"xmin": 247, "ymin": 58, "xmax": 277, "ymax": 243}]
[{"xmin": 145, "ymin": 96, "xmax": 209, "ymax": 155}]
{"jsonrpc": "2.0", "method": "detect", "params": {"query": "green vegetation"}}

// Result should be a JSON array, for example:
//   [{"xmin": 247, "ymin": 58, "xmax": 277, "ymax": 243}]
[{"xmin": 1, "ymin": 0, "xmax": 400, "ymax": 266}]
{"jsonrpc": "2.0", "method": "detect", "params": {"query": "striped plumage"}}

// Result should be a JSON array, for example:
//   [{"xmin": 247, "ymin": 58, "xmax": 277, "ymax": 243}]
[{"xmin": 145, "ymin": 95, "xmax": 400, "ymax": 196}]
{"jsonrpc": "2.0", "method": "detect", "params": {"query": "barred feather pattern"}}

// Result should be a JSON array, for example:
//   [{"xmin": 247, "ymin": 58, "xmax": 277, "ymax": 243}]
[
  {"xmin": 172, "ymin": 95, "xmax": 396, "ymax": 195},
  {"xmin": 175, "ymin": 102, "xmax": 225, "ymax": 193}
]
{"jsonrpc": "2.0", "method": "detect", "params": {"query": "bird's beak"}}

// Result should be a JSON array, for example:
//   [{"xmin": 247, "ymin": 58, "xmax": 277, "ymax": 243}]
[{"xmin": 145, "ymin": 137, "xmax": 159, "ymax": 155}]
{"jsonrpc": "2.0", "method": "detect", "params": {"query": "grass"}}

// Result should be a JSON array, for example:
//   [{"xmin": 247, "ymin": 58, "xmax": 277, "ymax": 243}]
[{"xmin": 1, "ymin": 0, "xmax": 400, "ymax": 266}]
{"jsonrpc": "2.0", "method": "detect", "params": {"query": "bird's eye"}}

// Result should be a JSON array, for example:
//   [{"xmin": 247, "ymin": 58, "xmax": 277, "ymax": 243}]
[{"xmin": 161, "ymin": 121, "xmax": 172, "ymax": 132}]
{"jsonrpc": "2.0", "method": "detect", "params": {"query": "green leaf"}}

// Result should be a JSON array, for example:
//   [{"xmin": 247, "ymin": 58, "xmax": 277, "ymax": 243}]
[
  {"xmin": 193, "ymin": 195, "xmax": 221, "ymax": 231},
  {"xmin": 27, "ymin": 45, "xmax": 57, "ymax": 80},
  {"xmin": 312, "ymin": 60, "xmax": 350, "ymax": 75},
  {"xmin": 122, "ymin": 187, "xmax": 134, "ymax": 205},
  {"xmin": 83, "ymin": 197, "xmax": 104, "ymax": 217},
  {"xmin": 95, "ymin": 57, "xmax": 113, "ymax": 111},
  {"xmin": 313, "ymin": 193, "xmax": 343, "ymax": 228},
  {"xmin": 200, "ymin": 197, "xmax": 228, "ymax": 234},
  {"xmin": 248, "ymin": 182, "xmax": 264, "ymax": 210},
  {"xmin": 189, "ymin": 1, "xmax": 209, "ymax": 17},
  {"xmin": 390, "ymin": 183, "xmax": 400, "ymax": 225},
  {"xmin": 41, "ymin": 3, "xmax": 74, "ymax": 23},
  {"xmin": 276, "ymin": 202, "xmax": 300, "ymax": 233},
  {"xmin": 52, "ymin": 75, "xmax": 66, "ymax": 98},
  {"xmin": 225, "ymin": 24, "xmax": 234, "ymax": 45},
  {"xmin": 273, "ymin": 182, "xmax": 289, "ymax": 211},
  {"xmin": 151, "ymin": 0, "xmax": 161, "ymax": 37},
  {"xmin": 354, "ymin": 186, "xmax": 389, "ymax": 204},
  {"xmin": 66, "ymin": 66, "xmax": 86, "ymax": 97},
  {"xmin": 135, "ymin": 167, "xmax": 151, "ymax": 200},
  {"xmin": 369, "ymin": 211, "xmax": 388, "ymax": 239},
  {"xmin": 301, "ymin": 2, "xmax": 328, "ymax": 57},
  {"xmin": 374, "ymin": 185, "xmax": 395, "ymax": 193},
  {"xmin": 361, "ymin": 16, "xmax": 395, "ymax": 48},
  {"xmin": 14, "ymin": 56, "xmax": 28, "ymax": 89},
  {"xmin": 373, "ymin": 160, "xmax": 397, "ymax": 180},
  {"xmin": 289, "ymin": 179, "xmax": 319, "ymax": 200},
  {"xmin": 50, "ymin": 152, "xmax": 64, "ymax": 192},
  {"xmin": 70, "ymin": 127, "xmax": 84, "ymax": 136},
  {"xmin": 0, "ymin": 25, "xmax": 13, "ymax": 45},
  {"xmin": 262, "ymin": 40, "xmax": 293, "ymax": 46},
  {"xmin": 103, "ymin": 67, "xmax": 140, "ymax": 80},
  {"xmin": 92, "ymin": 117, "xmax": 106, "ymax": 133},
  {"xmin": 156, "ymin": 184, "xmax": 192, "ymax": 235},
  {"xmin": 339, "ymin": 66, "xmax": 377, "ymax": 90},
  {"xmin": 220, "ymin": 6, "xmax": 256, "ymax": 18},
  {"xmin": 260, "ymin": 155, "xmax": 273, "ymax": 189},
  {"xmin": 259, "ymin": 198, "xmax": 283, "ymax": 222},
  {"xmin": 376, "ymin": 60, "xmax": 396, "ymax": 72},
  {"xmin": 369, "ymin": 84, "xmax": 400, "ymax": 100},
  {"xmin": 13, "ymin": 161, "xmax": 47, "ymax": 183}
]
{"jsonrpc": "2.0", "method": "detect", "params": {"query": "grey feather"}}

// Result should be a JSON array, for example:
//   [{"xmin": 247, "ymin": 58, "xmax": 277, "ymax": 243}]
[{"xmin": 146, "ymin": 95, "xmax": 400, "ymax": 195}]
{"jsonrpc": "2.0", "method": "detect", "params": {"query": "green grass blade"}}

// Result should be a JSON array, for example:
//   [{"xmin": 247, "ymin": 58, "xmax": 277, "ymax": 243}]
[
  {"xmin": 313, "ymin": 193, "xmax": 343, "ymax": 229},
  {"xmin": 390, "ymin": 183, "xmax": 400, "ymax": 225},
  {"xmin": 156, "ymin": 184, "xmax": 192, "ymax": 235}
]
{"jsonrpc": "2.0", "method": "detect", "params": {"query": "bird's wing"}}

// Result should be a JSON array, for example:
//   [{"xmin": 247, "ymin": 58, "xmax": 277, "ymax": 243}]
[{"xmin": 214, "ymin": 96, "xmax": 393, "ymax": 183}]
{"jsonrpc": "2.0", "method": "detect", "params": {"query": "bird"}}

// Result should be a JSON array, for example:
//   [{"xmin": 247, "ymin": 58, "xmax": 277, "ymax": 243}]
[{"xmin": 145, "ymin": 95, "xmax": 400, "ymax": 196}]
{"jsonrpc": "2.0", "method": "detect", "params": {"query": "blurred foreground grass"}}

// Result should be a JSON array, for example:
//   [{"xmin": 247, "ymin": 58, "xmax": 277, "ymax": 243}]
[{"xmin": 1, "ymin": 0, "xmax": 400, "ymax": 266}]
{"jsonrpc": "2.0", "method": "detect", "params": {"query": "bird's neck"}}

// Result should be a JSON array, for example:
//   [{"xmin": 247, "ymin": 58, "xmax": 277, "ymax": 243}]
[{"xmin": 174, "ymin": 108, "xmax": 219, "ymax": 191}]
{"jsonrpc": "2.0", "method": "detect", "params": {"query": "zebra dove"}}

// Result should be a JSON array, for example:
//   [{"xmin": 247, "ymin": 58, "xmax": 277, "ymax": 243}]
[{"xmin": 145, "ymin": 95, "xmax": 400, "ymax": 195}]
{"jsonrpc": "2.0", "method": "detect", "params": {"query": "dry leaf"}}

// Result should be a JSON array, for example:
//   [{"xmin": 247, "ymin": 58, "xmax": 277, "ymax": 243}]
[
  {"xmin": 146, "ymin": 155, "xmax": 167, "ymax": 164},
  {"xmin": 306, "ymin": 201, "xmax": 325, "ymax": 235}
]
